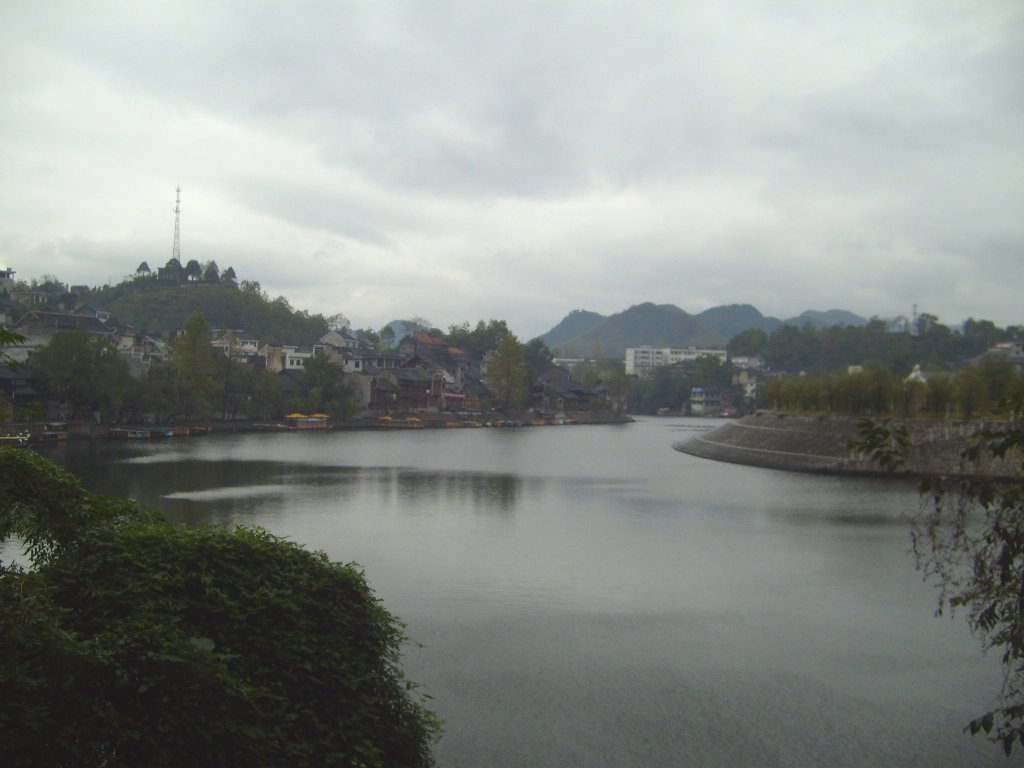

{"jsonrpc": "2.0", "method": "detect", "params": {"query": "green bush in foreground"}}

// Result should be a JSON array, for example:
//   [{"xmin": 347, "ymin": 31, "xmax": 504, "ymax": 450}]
[{"xmin": 0, "ymin": 448, "xmax": 439, "ymax": 767}]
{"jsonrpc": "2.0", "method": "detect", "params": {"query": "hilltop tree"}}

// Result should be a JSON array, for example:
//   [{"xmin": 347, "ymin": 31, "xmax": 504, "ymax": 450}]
[
  {"xmin": 221, "ymin": 266, "xmax": 237, "ymax": 285},
  {"xmin": 162, "ymin": 258, "xmax": 184, "ymax": 282},
  {"xmin": 136, "ymin": 261, "xmax": 151, "ymax": 276},
  {"xmin": 203, "ymin": 260, "xmax": 220, "ymax": 283},
  {"xmin": 184, "ymin": 259, "xmax": 202, "ymax": 282}
]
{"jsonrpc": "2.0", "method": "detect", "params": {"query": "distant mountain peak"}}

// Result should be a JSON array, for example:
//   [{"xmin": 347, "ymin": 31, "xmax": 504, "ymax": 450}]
[{"xmin": 538, "ymin": 302, "xmax": 867, "ymax": 358}]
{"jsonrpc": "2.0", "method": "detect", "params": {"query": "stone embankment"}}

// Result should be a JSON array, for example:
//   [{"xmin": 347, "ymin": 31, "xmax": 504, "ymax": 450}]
[{"xmin": 674, "ymin": 411, "xmax": 1020, "ymax": 479}]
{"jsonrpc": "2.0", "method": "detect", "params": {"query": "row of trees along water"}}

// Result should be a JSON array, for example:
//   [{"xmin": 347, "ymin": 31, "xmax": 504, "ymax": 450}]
[
  {"xmin": 762, "ymin": 361, "xmax": 1024, "ymax": 418},
  {"xmin": 747, "ymin": 313, "xmax": 1024, "ymax": 419},
  {"xmin": 624, "ymin": 314, "xmax": 1023, "ymax": 417},
  {"xmin": 21, "ymin": 315, "xmax": 358, "ymax": 424},
  {"xmin": 15, "ymin": 314, "xmax": 579, "ymax": 424},
  {"xmin": 728, "ymin": 314, "xmax": 1020, "ymax": 374}
]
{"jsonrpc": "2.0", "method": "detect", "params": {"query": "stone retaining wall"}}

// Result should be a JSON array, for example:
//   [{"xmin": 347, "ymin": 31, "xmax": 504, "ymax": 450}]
[{"xmin": 674, "ymin": 411, "xmax": 1020, "ymax": 478}]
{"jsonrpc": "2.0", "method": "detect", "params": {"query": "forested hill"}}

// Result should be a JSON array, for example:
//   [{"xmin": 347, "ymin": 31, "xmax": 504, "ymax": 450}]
[
  {"xmin": 539, "ymin": 302, "xmax": 868, "ymax": 358},
  {"xmin": 542, "ymin": 303, "xmax": 721, "ymax": 358},
  {"xmin": 88, "ymin": 279, "xmax": 330, "ymax": 343}
]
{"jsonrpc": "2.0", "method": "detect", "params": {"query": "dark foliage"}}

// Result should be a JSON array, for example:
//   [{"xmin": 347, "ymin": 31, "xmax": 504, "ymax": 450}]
[
  {"xmin": 0, "ymin": 448, "xmax": 439, "ymax": 767},
  {"xmin": 85, "ymin": 281, "xmax": 329, "ymax": 343}
]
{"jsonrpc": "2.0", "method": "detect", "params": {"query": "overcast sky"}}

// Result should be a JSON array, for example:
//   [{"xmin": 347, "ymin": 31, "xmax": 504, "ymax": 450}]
[{"xmin": 1, "ymin": 1, "xmax": 1021, "ymax": 339}]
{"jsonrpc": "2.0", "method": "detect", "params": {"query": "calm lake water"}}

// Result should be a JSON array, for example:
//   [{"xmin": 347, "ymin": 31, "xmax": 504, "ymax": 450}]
[{"xmin": 35, "ymin": 417, "xmax": 1007, "ymax": 766}]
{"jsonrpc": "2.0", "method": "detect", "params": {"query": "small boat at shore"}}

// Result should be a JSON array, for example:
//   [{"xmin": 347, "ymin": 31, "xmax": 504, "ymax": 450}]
[
  {"xmin": 171, "ymin": 425, "xmax": 210, "ymax": 436},
  {"xmin": 376, "ymin": 415, "xmax": 423, "ymax": 429},
  {"xmin": 286, "ymin": 413, "xmax": 332, "ymax": 430},
  {"xmin": 40, "ymin": 422, "xmax": 68, "ymax": 441},
  {"xmin": 108, "ymin": 427, "xmax": 174, "ymax": 439}
]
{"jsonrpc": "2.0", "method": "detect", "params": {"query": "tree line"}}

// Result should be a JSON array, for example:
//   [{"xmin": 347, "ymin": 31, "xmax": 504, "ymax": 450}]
[
  {"xmin": 14, "ymin": 314, "xmax": 580, "ymax": 424},
  {"xmin": 20, "ymin": 315, "xmax": 358, "ymax": 424},
  {"xmin": 729, "ymin": 315, "xmax": 1019, "ymax": 374},
  {"xmin": 761, "ymin": 360, "xmax": 1023, "ymax": 419}
]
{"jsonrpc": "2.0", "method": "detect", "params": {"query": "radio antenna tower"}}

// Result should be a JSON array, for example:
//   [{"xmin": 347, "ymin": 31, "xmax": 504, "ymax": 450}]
[{"xmin": 172, "ymin": 185, "xmax": 182, "ymax": 263}]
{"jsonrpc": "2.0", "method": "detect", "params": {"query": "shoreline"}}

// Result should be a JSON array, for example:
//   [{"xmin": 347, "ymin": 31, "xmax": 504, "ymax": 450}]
[
  {"xmin": 673, "ymin": 411, "xmax": 1020, "ymax": 480},
  {"xmin": 4, "ymin": 411, "xmax": 634, "ymax": 444}
]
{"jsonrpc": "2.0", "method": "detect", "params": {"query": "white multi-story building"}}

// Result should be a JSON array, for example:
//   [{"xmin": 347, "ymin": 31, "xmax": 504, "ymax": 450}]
[{"xmin": 624, "ymin": 346, "xmax": 728, "ymax": 378}]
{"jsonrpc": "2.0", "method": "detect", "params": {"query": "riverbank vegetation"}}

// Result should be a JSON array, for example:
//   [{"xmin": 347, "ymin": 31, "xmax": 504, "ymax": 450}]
[
  {"xmin": 25, "ymin": 319, "xmax": 360, "ymax": 425},
  {"xmin": 730, "ymin": 315, "xmax": 1018, "ymax": 374},
  {"xmin": 856, "ymin": 398, "xmax": 1024, "ymax": 754},
  {"xmin": 761, "ymin": 360, "xmax": 1022, "ymax": 419},
  {"xmin": 0, "ymin": 447, "xmax": 440, "ymax": 767}
]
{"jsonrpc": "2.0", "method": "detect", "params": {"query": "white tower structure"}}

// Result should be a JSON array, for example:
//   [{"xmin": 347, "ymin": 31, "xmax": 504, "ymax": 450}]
[{"xmin": 172, "ymin": 185, "xmax": 182, "ymax": 263}]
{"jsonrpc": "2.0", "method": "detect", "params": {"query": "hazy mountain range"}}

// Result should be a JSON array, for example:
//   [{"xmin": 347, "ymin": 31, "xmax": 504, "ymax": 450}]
[{"xmin": 537, "ymin": 303, "xmax": 867, "ymax": 358}]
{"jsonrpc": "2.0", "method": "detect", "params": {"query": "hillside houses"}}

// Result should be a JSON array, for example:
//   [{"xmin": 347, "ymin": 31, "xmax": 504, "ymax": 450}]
[{"xmin": 1, "ymin": 299, "xmax": 608, "ymax": 422}]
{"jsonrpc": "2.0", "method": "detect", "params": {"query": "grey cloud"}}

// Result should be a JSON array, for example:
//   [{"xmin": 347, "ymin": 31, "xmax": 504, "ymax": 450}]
[{"xmin": 1, "ymin": 1, "xmax": 1022, "ymax": 336}]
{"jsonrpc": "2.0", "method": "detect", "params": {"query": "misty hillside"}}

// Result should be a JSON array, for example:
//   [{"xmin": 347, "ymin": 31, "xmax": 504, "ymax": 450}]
[
  {"xmin": 540, "ymin": 303, "xmax": 722, "ymax": 358},
  {"xmin": 537, "ymin": 309, "xmax": 606, "ymax": 349},
  {"xmin": 539, "ymin": 302, "xmax": 867, "ymax": 358},
  {"xmin": 693, "ymin": 304, "xmax": 781, "ymax": 340},
  {"xmin": 788, "ymin": 309, "xmax": 868, "ymax": 328},
  {"xmin": 87, "ymin": 280, "xmax": 331, "ymax": 344}
]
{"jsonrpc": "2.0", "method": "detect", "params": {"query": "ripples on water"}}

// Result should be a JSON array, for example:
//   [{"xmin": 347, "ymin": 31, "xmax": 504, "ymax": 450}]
[{"xmin": 38, "ymin": 418, "xmax": 1006, "ymax": 767}]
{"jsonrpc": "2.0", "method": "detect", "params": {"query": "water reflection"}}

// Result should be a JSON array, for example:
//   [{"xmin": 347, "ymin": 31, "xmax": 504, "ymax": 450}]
[
  {"xmin": 33, "ymin": 420, "xmax": 1008, "ymax": 767},
  {"xmin": 389, "ymin": 470, "xmax": 521, "ymax": 513}
]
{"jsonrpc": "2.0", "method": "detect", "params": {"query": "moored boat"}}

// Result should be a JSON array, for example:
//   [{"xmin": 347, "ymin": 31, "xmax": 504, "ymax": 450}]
[
  {"xmin": 286, "ymin": 413, "xmax": 332, "ymax": 430},
  {"xmin": 108, "ymin": 426, "xmax": 174, "ymax": 439}
]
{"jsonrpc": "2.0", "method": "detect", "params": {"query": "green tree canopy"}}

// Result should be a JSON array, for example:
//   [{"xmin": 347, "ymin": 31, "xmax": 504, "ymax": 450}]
[
  {"xmin": 184, "ymin": 259, "xmax": 202, "ymax": 282},
  {"xmin": 29, "ymin": 331, "xmax": 137, "ymax": 422},
  {"xmin": 293, "ymin": 353, "xmax": 357, "ymax": 418},
  {"xmin": 523, "ymin": 337, "xmax": 554, "ymax": 380},
  {"xmin": 0, "ymin": 447, "xmax": 439, "ymax": 767},
  {"xmin": 446, "ymin": 319, "xmax": 512, "ymax": 356},
  {"xmin": 486, "ymin": 334, "xmax": 530, "ymax": 412},
  {"xmin": 168, "ymin": 314, "xmax": 219, "ymax": 422},
  {"xmin": 727, "ymin": 328, "xmax": 768, "ymax": 357}
]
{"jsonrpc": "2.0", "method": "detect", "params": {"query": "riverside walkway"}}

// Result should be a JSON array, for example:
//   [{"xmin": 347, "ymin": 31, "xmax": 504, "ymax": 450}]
[{"xmin": 674, "ymin": 411, "xmax": 1019, "ymax": 479}]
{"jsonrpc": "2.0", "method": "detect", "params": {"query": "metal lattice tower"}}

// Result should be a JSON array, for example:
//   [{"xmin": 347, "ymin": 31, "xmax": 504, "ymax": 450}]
[{"xmin": 172, "ymin": 185, "xmax": 182, "ymax": 263}]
